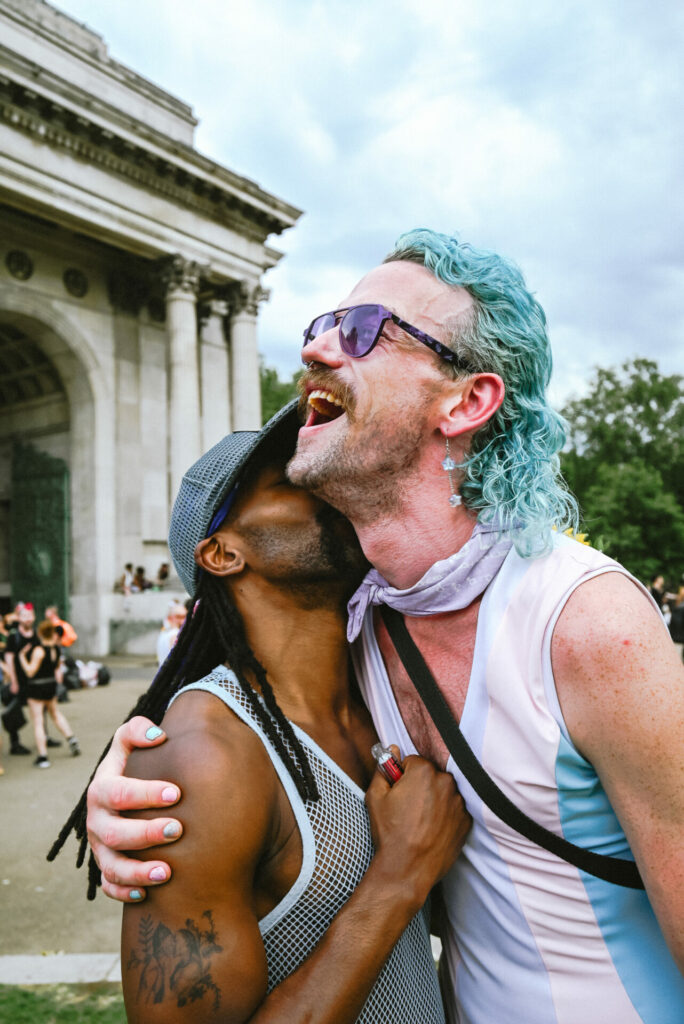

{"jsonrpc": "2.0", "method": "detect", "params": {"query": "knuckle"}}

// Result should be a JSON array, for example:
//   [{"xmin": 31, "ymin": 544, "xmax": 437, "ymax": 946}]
[
  {"xmin": 108, "ymin": 781, "xmax": 130, "ymax": 811},
  {"xmin": 145, "ymin": 820, "xmax": 162, "ymax": 845},
  {"xmin": 86, "ymin": 778, "xmax": 101, "ymax": 810},
  {"xmin": 102, "ymin": 863, "xmax": 119, "ymax": 885},
  {"xmin": 101, "ymin": 825, "xmax": 123, "ymax": 851},
  {"xmin": 112, "ymin": 722, "xmax": 130, "ymax": 746}
]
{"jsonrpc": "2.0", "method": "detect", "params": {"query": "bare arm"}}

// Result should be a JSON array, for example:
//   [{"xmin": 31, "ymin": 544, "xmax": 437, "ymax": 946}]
[
  {"xmin": 19, "ymin": 645, "xmax": 45, "ymax": 678},
  {"xmin": 3, "ymin": 652, "xmax": 18, "ymax": 693},
  {"xmin": 87, "ymin": 717, "xmax": 182, "ymax": 902},
  {"xmin": 553, "ymin": 571, "xmax": 684, "ymax": 968},
  {"xmin": 122, "ymin": 693, "xmax": 469, "ymax": 1024}
]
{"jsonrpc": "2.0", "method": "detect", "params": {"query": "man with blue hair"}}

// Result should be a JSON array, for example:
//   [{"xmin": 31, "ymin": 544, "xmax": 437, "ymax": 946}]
[{"xmin": 88, "ymin": 230, "xmax": 683, "ymax": 1023}]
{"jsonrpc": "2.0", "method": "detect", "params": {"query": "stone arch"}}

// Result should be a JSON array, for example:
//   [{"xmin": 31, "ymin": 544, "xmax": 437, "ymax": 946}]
[{"xmin": 0, "ymin": 283, "xmax": 115, "ymax": 642}]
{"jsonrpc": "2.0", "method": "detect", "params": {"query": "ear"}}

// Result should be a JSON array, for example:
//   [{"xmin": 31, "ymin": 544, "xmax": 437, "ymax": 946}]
[
  {"xmin": 439, "ymin": 372, "xmax": 504, "ymax": 438},
  {"xmin": 194, "ymin": 534, "xmax": 246, "ymax": 579}
]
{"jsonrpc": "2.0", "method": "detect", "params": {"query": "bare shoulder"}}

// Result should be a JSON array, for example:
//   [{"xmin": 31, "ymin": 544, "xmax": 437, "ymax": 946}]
[
  {"xmin": 551, "ymin": 569, "xmax": 684, "ymax": 759},
  {"xmin": 128, "ymin": 687, "xmax": 273, "ymax": 782},
  {"xmin": 126, "ymin": 687, "xmax": 279, "ymax": 875}
]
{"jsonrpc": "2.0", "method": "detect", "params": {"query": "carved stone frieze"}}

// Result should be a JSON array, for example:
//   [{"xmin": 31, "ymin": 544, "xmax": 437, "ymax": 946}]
[{"xmin": 0, "ymin": 78, "xmax": 300, "ymax": 242}]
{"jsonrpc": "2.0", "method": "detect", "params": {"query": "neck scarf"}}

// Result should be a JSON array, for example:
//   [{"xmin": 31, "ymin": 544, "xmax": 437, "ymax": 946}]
[{"xmin": 346, "ymin": 521, "xmax": 514, "ymax": 642}]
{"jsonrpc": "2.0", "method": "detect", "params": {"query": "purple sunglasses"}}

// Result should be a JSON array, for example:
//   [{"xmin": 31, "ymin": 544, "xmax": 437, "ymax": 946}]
[{"xmin": 302, "ymin": 303, "xmax": 465, "ymax": 367}]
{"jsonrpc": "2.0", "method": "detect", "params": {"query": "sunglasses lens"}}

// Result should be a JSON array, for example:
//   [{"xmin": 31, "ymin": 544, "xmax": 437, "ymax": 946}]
[
  {"xmin": 340, "ymin": 305, "xmax": 385, "ymax": 357},
  {"xmin": 303, "ymin": 313, "xmax": 336, "ymax": 344}
]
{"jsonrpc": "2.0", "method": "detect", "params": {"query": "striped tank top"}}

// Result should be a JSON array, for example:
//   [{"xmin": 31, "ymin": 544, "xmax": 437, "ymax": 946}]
[
  {"xmin": 176, "ymin": 665, "xmax": 445, "ymax": 1024},
  {"xmin": 352, "ymin": 534, "xmax": 684, "ymax": 1024}
]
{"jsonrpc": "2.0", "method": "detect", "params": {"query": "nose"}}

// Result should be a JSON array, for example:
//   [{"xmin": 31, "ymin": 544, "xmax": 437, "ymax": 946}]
[{"xmin": 301, "ymin": 322, "xmax": 344, "ymax": 368}]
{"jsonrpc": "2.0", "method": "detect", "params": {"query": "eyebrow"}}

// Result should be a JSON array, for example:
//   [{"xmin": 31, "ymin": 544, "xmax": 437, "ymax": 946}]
[{"xmin": 333, "ymin": 302, "xmax": 403, "ymax": 317}]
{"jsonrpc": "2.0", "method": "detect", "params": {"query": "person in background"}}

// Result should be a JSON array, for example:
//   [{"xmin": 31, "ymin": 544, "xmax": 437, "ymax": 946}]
[
  {"xmin": 649, "ymin": 573, "xmax": 666, "ymax": 609},
  {"xmin": 156, "ymin": 602, "xmax": 187, "ymax": 666},
  {"xmin": 120, "ymin": 563, "xmax": 134, "ymax": 597},
  {"xmin": 19, "ymin": 620, "xmax": 80, "ymax": 768},
  {"xmin": 3, "ymin": 602, "xmax": 37, "ymax": 755},
  {"xmin": 45, "ymin": 605, "xmax": 78, "ymax": 648},
  {"xmin": 131, "ymin": 566, "xmax": 151, "ymax": 593},
  {"xmin": 154, "ymin": 562, "xmax": 170, "ymax": 588}
]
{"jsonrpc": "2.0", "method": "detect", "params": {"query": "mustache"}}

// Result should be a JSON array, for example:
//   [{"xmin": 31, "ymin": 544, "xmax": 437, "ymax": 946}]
[{"xmin": 297, "ymin": 368, "xmax": 356, "ymax": 421}]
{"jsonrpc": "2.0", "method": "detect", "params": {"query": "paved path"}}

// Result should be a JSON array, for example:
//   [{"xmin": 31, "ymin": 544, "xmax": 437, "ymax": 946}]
[
  {"xmin": 0, "ymin": 658, "xmax": 157, "ymax": 969},
  {"xmin": 0, "ymin": 952, "xmax": 121, "ymax": 984}
]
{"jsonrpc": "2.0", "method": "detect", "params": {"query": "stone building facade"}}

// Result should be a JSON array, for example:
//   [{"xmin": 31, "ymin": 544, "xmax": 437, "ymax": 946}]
[{"xmin": 0, "ymin": 0, "xmax": 301, "ymax": 652}]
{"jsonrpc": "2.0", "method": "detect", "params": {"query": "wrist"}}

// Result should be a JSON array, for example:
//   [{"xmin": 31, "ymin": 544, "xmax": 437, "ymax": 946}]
[{"xmin": 365, "ymin": 851, "xmax": 430, "ymax": 919}]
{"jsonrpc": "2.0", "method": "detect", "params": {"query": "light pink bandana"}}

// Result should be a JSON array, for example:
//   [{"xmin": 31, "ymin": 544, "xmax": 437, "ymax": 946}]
[{"xmin": 346, "ymin": 521, "xmax": 514, "ymax": 642}]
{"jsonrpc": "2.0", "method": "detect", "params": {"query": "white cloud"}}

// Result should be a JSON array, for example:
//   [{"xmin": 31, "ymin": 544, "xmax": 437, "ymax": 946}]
[{"xmin": 53, "ymin": 0, "xmax": 684, "ymax": 400}]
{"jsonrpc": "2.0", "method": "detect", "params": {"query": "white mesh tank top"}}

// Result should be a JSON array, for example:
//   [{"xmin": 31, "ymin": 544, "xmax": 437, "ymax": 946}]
[{"xmin": 175, "ymin": 665, "xmax": 445, "ymax": 1024}]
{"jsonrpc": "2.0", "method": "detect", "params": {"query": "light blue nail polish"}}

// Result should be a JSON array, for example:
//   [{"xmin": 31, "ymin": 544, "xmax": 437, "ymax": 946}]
[
  {"xmin": 129, "ymin": 889, "xmax": 143, "ymax": 901},
  {"xmin": 163, "ymin": 822, "xmax": 181, "ymax": 838},
  {"xmin": 145, "ymin": 726, "xmax": 163, "ymax": 740}
]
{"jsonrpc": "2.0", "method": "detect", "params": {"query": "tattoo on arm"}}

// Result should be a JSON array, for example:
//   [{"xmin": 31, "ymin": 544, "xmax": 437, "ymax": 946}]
[{"xmin": 127, "ymin": 910, "xmax": 223, "ymax": 1010}]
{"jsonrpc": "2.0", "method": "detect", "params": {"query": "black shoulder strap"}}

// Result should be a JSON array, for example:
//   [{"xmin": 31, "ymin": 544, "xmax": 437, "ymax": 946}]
[{"xmin": 380, "ymin": 605, "xmax": 644, "ymax": 889}]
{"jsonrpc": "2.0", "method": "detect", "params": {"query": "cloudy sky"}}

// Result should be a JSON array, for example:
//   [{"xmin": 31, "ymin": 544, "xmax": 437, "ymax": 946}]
[{"xmin": 56, "ymin": 0, "xmax": 682, "ymax": 404}]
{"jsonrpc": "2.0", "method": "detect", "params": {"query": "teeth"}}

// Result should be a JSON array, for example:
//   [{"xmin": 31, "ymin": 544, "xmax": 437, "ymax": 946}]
[{"xmin": 308, "ymin": 389, "xmax": 344, "ymax": 409}]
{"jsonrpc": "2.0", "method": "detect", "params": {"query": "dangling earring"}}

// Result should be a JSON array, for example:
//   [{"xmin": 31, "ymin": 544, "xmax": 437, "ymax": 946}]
[{"xmin": 441, "ymin": 437, "xmax": 462, "ymax": 507}]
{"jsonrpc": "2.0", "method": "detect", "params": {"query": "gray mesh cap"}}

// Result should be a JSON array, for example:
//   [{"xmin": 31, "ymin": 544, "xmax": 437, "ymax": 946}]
[{"xmin": 168, "ymin": 400, "xmax": 300, "ymax": 595}]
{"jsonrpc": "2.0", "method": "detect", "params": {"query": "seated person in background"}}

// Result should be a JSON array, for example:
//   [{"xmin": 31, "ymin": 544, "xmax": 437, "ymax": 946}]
[
  {"xmin": 156, "ymin": 602, "xmax": 187, "ymax": 666},
  {"xmin": 119, "ymin": 563, "xmax": 134, "ymax": 596},
  {"xmin": 154, "ymin": 562, "xmax": 170, "ymax": 587},
  {"xmin": 131, "ymin": 566, "xmax": 151, "ymax": 593},
  {"xmin": 19, "ymin": 620, "xmax": 80, "ymax": 768},
  {"xmin": 56, "ymin": 410, "xmax": 469, "ymax": 1024},
  {"xmin": 45, "ymin": 605, "xmax": 78, "ymax": 648}
]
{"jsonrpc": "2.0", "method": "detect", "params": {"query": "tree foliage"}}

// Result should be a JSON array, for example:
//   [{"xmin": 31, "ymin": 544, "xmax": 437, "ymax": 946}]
[
  {"xmin": 561, "ymin": 359, "xmax": 684, "ymax": 584},
  {"xmin": 259, "ymin": 361, "xmax": 302, "ymax": 425}
]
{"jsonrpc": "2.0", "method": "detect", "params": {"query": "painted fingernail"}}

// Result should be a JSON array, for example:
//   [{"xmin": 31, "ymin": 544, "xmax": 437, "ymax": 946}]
[
  {"xmin": 161, "ymin": 786, "xmax": 179, "ymax": 803},
  {"xmin": 145, "ymin": 726, "xmax": 164, "ymax": 741},
  {"xmin": 163, "ymin": 822, "xmax": 181, "ymax": 839},
  {"xmin": 129, "ymin": 889, "xmax": 143, "ymax": 900},
  {"xmin": 149, "ymin": 867, "xmax": 167, "ymax": 881}
]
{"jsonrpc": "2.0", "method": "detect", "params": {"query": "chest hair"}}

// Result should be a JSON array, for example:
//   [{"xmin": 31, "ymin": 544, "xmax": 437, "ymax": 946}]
[{"xmin": 374, "ymin": 600, "xmax": 481, "ymax": 770}]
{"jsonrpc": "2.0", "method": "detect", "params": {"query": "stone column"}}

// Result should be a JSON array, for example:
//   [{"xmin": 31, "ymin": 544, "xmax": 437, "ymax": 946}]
[
  {"xmin": 227, "ymin": 281, "xmax": 268, "ymax": 430},
  {"xmin": 159, "ymin": 255, "xmax": 203, "ymax": 500},
  {"xmin": 199, "ymin": 298, "xmax": 231, "ymax": 451}
]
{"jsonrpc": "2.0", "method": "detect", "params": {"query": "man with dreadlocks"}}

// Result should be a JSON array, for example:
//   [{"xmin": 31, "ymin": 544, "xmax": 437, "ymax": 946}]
[
  {"xmin": 53, "ymin": 404, "xmax": 468, "ymax": 1023},
  {"xmin": 84, "ymin": 229, "xmax": 683, "ymax": 1024}
]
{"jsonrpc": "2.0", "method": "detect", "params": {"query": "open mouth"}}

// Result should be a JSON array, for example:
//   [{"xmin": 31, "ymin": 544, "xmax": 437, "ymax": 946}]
[{"xmin": 305, "ymin": 388, "xmax": 346, "ymax": 427}]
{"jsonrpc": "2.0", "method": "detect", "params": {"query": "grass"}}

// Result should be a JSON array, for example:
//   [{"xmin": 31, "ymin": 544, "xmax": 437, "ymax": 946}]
[{"xmin": 0, "ymin": 982, "xmax": 126, "ymax": 1022}]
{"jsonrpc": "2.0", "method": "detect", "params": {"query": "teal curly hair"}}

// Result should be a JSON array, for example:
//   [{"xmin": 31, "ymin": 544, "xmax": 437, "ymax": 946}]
[{"xmin": 384, "ymin": 229, "xmax": 578, "ymax": 557}]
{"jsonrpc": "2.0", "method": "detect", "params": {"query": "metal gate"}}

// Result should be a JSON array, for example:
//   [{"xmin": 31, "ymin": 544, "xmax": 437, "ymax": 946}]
[{"xmin": 10, "ymin": 442, "xmax": 70, "ymax": 618}]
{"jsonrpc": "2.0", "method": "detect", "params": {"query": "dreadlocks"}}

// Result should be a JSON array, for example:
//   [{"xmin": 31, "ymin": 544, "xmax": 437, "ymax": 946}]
[{"xmin": 48, "ymin": 570, "xmax": 320, "ymax": 900}]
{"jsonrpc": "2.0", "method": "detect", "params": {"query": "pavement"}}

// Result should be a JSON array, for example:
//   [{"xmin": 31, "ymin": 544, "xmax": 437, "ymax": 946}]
[{"xmin": 0, "ymin": 657, "xmax": 157, "ymax": 985}]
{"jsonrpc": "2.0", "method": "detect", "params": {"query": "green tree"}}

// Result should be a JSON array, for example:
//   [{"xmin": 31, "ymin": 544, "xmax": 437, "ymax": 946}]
[
  {"xmin": 561, "ymin": 359, "xmax": 684, "ymax": 584},
  {"xmin": 581, "ymin": 461, "xmax": 684, "ymax": 583},
  {"xmin": 259, "ymin": 360, "xmax": 302, "ymax": 425}
]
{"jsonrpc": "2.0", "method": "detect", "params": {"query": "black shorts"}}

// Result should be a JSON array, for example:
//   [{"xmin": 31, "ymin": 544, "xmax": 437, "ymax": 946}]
[{"xmin": 26, "ymin": 679, "xmax": 57, "ymax": 702}]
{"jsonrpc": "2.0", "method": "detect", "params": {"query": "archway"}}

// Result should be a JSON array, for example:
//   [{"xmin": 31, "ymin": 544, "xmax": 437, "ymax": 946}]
[
  {"xmin": 0, "ymin": 322, "xmax": 70, "ymax": 615},
  {"xmin": 0, "ymin": 288, "xmax": 115, "ymax": 650}
]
